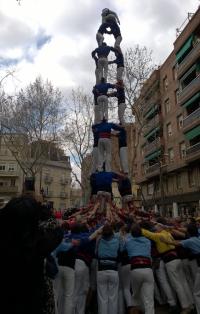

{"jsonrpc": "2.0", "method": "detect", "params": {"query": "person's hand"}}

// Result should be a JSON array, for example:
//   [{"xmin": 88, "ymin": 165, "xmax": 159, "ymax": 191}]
[{"xmin": 71, "ymin": 239, "xmax": 80, "ymax": 246}]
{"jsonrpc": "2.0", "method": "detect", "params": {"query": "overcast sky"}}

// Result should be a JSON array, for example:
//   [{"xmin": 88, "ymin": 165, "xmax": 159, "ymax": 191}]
[{"xmin": 0, "ymin": 0, "xmax": 199, "ymax": 94}]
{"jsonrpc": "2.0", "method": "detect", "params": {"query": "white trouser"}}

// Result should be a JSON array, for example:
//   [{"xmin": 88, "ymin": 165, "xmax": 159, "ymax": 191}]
[
  {"xmin": 97, "ymin": 191, "xmax": 111, "ymax": 212},
  {"xmin": 119, "ymin": 146, "xmax": 129, "ymax": 173},
  {"xmin": 189, "ymin": 259, "xmax": 199, "ymax": 284},
  {"xmin": 118, "ymin": 102, "xmax": 126, "ymax": 125},
  {"xmin": 97, "ymin": 269, "xmax": 119, "ymax": 314},
  {"xmin": 194, "ymin": 267, "xmax": 200, "ymax": 314},
  {"xmin": 117, "ymin": 67, "xmax": 124, "ymax": 81},
  {"xmin": 114, "ymin": 35, "xmax": 122, "ymax": 48},
  {"xmin": 165, "ymin": 259, "xmax": 193, "ymax": 309},
  {"xmin": 98, "ymin": 138, "xmax": 111, "ymax": 171},
  {"xmin": 121, "ymin": 264, "xmax": 133, "ymax": 307},
  {"xmin": 97, "ymin": 95, "xmax": 108, "ymax": 121},
  {"xmin": 74, "ymin": 259, "xmax": 89, "ymax": 314},
  {"xmin": 95, "ymin": 67, "xmax": 100, "ymax": 84},
  {"xmin": 90, "ymin": 258, "xmax": 97, "ymax": 291},
  {"xmin": 57, "ymin": 266, "xmax": 75, "ymax": 314},
  {"xmin": 98, "ymin": 57, "xmax": 108, "ymax": 81},
  {"xmin": 94, "ymin": 104, "xmax": 101, "ymax": 124},
  {"xmin": 53, "ymin": 273, "xmax": 60, "ymax": 314},
  {"xmin": 91, "ymin": 147, "xmax": 98, "ymax": 173},
  {"xmin": 96, "ymin": 32, "xmax": 104, "ymax": 46},
  {"xmin": 182, "ymin": 259, "xmax": 195, "ymax": 293},
  {"xmin": 131, "ymin": 268, "xmax": 155, "ymax": 314},
  {"xmin": 155, "ymin": 260, "xmax": 176, "ymax": 306}
]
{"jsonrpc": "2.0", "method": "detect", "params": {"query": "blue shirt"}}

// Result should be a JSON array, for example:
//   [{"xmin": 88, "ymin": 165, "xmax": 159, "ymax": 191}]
[
  {"xmin": 116, "ymin": 86, "xmax": 125, "ymax": 103},
  {"xmin": 111, "ymin": 50, "xmax": 124, "ymax": 67},
  {"xmin": 123, "ymin": 235, "xmax": 151, "ymax": 259},
  {"xmin": 95, "ymin": 171, "xmax": 118, "ymax": 192},
  {"xmin": 181, "ymin": 237, "xmax": 200, "ymax": 255},
  {"xmin": 98, "ymin": 235, "xmax": 120, "ymax": 259},
  {"xmin": 98, "ymin": 23, "xmax": 111, "ymax": 35},
  {"xmin": 93, "ymin": 121, "xmax": 122, "ymax": 134},
  {"xmin": 92, "ymin": 46, "xmax": 116, "ymax": 59},
  {"xmin": 94, "ymin": 82, "xmax": 115, "ymax": 95},
  {"xmin": 118, "ymin": 177, "xmax": 132, "ymax": 197}
]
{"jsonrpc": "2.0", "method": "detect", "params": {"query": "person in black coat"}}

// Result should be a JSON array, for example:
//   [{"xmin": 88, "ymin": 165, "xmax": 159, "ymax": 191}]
[{"xmin": 0, "ymin": 196, "xmax": 63, "ymax": 314}]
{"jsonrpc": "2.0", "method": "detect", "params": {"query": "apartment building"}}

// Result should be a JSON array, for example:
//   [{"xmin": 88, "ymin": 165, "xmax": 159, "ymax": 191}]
[
  {"xmin": 0, "ymin": 136, "xmax": 72, "ymax": 210},
  {"xmin": 135, "ymin": 7, "xmax": 200, "ymax": 216}
]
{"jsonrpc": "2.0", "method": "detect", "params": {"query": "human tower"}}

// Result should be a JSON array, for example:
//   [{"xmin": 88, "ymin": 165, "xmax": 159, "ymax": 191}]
[{"xmin": 89, "ymin": 9, "xmax": 134, "ymax": 215}]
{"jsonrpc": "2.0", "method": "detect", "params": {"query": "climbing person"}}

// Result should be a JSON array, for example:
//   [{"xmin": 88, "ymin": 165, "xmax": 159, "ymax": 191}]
[
  {"xmin": 92, "ymin": 43, "xmax": 116, "ymax": 82},
  {"xmin": 101, "ymin": 8, "xmax": 120, "ymax": 25},
  {"xmin": 108, "ymin": 47, "xmax": 124, "ymax": 81},
  {"xmin": 109, "ymin": 80, "xmax": 126, "ymax": 125}
]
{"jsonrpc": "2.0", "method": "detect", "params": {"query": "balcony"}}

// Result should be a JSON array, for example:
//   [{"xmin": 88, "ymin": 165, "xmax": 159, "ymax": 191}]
[
  {"xmin": 144, "ymin": 114, "xmax": 161, "ymax": 136},
  {"xmin": 43, "ymin": 191, "xmax": 53, "ymax": 197},
  {"xmin": 44, "ymin": 176, "xmax": 53, "ymax": 184},
  {"xmin": 0, "ymin": 170, "xmax": 19, "ymax": 177},
  {"xmin": 177, "ymin": 41, "xmax": 200, "ymax": 79},
  {"xmin": 144, "ymin": 138, "xmax": 161, "ymax": 155},
  {"xmin": 60, "ymin": 191, "xmax": 67, "ymax": 198},
  {"xmin": 60, "ymin": 178, "xmax": 69, "ymax": 185},
  {"xmin": 178, "ymin": 75, "xmax": 200, "ymax": 106},
  {"xmin": 0, "ymin": 186, "xmax": 18, "ymax": 193},
  {"xmin": 183, "ymin": 107, "xmax": 200, "ymax": 132},
  {"xmin": 143, "ymin": 90, "xmax": 161, "ymax": 116},
  {"xmin": 186, "ymin": 142, "xmax": 200, "ymax": 162},
  {"xmin": 145, "ymin": 163, "xmax": 160, "ymax": 176}
]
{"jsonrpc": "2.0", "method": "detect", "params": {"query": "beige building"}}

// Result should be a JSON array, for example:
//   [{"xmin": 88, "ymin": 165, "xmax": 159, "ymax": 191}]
[
  {"xmin": 0, "ymin": 135, "xmax": 72, "ymax": 210},
  {"xmin": 135, "ymin": 7, "xmax": 200, "ymax": 216}
]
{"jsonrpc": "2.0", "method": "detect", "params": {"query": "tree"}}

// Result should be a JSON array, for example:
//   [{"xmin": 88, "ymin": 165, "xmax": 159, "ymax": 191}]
[
  {"xmin": 2, "ymin": 76, "xmax": 64, "ymax": 188},
  {"xmin": 63, "ymin": 88, "xmax": 94, "ymax": 196}
]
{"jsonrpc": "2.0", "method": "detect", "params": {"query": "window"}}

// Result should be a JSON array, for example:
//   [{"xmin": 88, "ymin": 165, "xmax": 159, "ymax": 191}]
[
  {"xmin": 165, "ymin": 99, "xmax": 171, "ymax": 114},
  {"xmin": 163, "ymin": 76, "xmax": 168, "ymax": 91},
  {"xmin": 8, "ymin": 164, "xmax": 15, "ymax": 172},
  {"xmin": 177, "ymin": 114, "xmax": 183, "ymax": 130},
  {"xmin": 166, "ymin": 123, "xmax": 172, "ymax": 137},
  {"xmin": 168, "ymin": 148, "xmax": 174, "ymax": 163},
  {"xmin": 173, "ymin": 65, "xmax": 178, "ymax": 81},
  {"xmin": 147, "ymin": 183, "xmax": 154, "ymax": 195},
  {"xmin": 10, "ymin": 179, "xmax": 16, "ymax": 187},
  {"xmin": 188, "ymin": 169, "xmax": 196, "ymax": 187},
  {"xmin": 176, "ymin": 173, "xmax": 182, "ymax": 189},
  {"xmin": 179, "ymin": 142, "xmax": 186, "ymax": 159},
  {"xmin": 175, "ymin": 89, "xmax": 179, "ymax": 104},
  {"xmin": 0, "ymin": 164, "xmax": 6, "ymax": 171}
]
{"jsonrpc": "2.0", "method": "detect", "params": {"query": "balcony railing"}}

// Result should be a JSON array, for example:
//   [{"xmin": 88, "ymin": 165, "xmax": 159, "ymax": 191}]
[
  {"xmin": 0, "ymin": 186, "xmax": 18, "ymax": 193},
  {"xmin": 186, "ymin": 142, "xmax": 200, "ymax": 157},
  {"xmin": 144, "ymin": 137, "xmax": 161, "ymax": 155},
  {"xmin": 44, "ymin": 176, "xmax": 53, "ymax": 184},
  {"xmin": 60, "ymin": 191, "xmax": 67, "ymax": 198},
  {"xmin": 183, "ymin": 107, "xmax": 200, "ymax": 129},
  {"xmin": 178, "ymin": 75, "xmax": 200, "ymax": 106},
  {"xmin": 177, "ymin": 41, "xmax": 200, "ymax": 79},
  {"xmin": 60, "ymin": 178, "xmax": 69, "ymax": 185},
  {"xmin": 143, "ymin": 90, "xmax": 160, "ymax": 116},
  {"xmin": 43, "ymin": 191, "xmax": 53, "ymax": 197},
  {"xmin": 0, "ymin": 170, "xmax": 19, "ymax": 177},
  {"xmin": 145, "ymin": 163, "xmax": 160, "ymax": 174},
  {"xmin": 144, "ymin": 114, "xmax": 160, "ymax": 135}
]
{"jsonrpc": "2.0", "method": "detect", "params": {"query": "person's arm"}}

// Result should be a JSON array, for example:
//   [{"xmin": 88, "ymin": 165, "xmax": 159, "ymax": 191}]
[
  {"xmin": 89, "ymin": 226, "xmax": 103, "ymax": 241},
  {"xmin": 142, "ymin": 228, "xmax": 160, "ymax": 242},
  {"xmin": 108, "ymin": 59, "xmax": 117, "ymax": 65},
  {"xmin": 160, "ymin": 236, "xmax": 180, "ymax": 246}
]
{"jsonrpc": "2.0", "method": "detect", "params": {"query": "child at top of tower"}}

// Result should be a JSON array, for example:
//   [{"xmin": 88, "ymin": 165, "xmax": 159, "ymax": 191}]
[{"xmin": 101, "ymin": 8, "xmax": 120, "ymax": 25}]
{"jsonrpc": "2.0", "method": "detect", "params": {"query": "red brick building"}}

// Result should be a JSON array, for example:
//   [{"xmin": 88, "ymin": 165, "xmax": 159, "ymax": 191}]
[{"xmin": 135, "ymin": 7, "xmax": 200, "ymax": 216}]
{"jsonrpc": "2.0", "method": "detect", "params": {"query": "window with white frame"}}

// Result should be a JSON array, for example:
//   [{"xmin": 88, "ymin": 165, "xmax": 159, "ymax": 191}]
[
  {"xmin": 0, "ymin": 164, "xmax": 6, "ymax": 171},
  {"xmin": 147, "ymin": 183, "xmax": 154, "ymax": 195},
  {"xmin": 168, "ymin": 148, "xmax": 174, "ymax": 163},
  {"xmin": 8, "ymin": 164, "xmax": 15, "ymax": 171},
  {"xmin": 177, "ymin": 114, "xmax": 183, "ymax": 130},
  {"xmin": 179, "ymin": 142, "xmax": 186, "ymax": 159},
  {"xmin": 165, "ymin": 99, "xmax": 171, "ymax": 114},
  {"xmin": 166, "ymin": 123, "xmax": 172, "ymax": 137}
]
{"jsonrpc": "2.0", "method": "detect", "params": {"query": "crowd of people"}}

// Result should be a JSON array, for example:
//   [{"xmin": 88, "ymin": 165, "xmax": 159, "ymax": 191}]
[{"xmin": 2, "ymin": 194, "xmax": 200, "ymax": 314}]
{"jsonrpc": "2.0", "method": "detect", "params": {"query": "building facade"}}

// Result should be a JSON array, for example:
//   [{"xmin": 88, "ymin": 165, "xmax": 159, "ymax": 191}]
[
  {"xmin": 0, "ymin": 136, "xmax": 72, "ymax": 210},
  {"xmin": 135, "ymin": 7, "xmax": 200, "ymax": 216}
]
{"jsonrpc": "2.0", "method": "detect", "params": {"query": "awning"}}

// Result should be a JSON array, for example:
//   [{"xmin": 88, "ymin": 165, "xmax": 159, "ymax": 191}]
[
  {"xmin": 145, "ymin": 149, "xmax": 161, "ymax": 161},
  {"xmin": 184, "ymin": 125, "xmax": 200, "ymax": 140},
  {"xmin": 144, "ymin": 105, "xmax": 158, "ymax": 119},
  {"xmin": 144, "ymin": 126, "xmax": 160, "ymax": 139},
  {"xmin": 182, "ymin": 92, "xmax": 200, "ymax": 108},
  {"xmin": 176, "ymin": 34, "xmax": 194, "ymax": 63}
]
